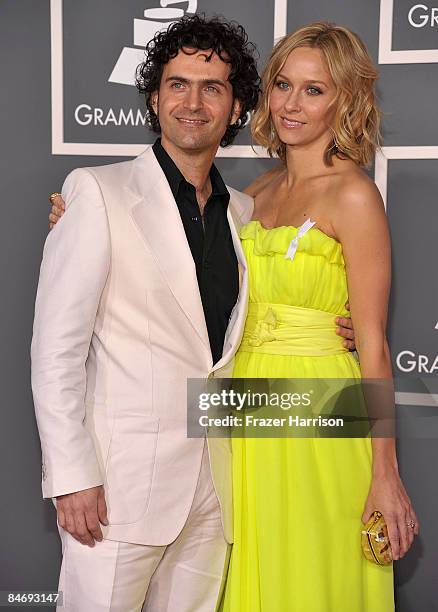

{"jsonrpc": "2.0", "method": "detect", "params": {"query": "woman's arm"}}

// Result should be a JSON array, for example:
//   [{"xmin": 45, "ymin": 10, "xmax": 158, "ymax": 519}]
[{"xmin": 334, "ymin": 175, "xmax": 419, "ymax": 560}]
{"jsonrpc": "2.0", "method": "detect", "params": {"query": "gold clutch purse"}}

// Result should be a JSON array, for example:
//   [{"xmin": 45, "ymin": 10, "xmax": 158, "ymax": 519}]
[{"xmin": 361, "ymin": 511, "xmax": 393, "ymax": 565}]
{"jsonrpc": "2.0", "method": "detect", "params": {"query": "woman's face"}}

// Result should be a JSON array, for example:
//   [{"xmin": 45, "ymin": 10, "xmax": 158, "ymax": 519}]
[{"xmin": 269, "ymin": 46, "xmax": 337, "ymax": 150}]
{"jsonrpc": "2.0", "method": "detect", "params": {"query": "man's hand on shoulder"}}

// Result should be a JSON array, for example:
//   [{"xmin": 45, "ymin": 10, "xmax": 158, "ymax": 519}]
[
  {"xmin": 48, "ymin": 193, "xmax": 65, "ymax": 230},
  {"xmin": 56, "ymin": 485, "xmax": 108, "ymax": 547},
  {"xmin": 336, "ymin": 302, "xmax": 356, "ymax": 351}
]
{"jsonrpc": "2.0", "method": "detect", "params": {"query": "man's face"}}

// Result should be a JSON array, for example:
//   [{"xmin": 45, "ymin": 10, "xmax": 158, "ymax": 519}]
[{"xmin": 151, "ymin": 48, "xmax": 241, "ymax": 153}]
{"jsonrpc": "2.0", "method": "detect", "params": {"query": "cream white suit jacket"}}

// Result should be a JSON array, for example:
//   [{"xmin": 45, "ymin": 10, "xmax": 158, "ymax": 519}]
[{"xmin": 31, "ymin": 145, "xmax": 254, "ymax": 546}]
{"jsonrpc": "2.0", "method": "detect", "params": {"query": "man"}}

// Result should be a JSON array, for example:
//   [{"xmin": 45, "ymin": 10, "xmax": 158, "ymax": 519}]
[{"xmin": 33, "ymin": 14, "xmax": 355, "ymax": 612}]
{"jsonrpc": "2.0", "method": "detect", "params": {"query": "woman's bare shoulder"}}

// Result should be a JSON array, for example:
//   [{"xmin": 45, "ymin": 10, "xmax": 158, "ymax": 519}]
[
  {"xmin": 335, "ymin": 168, "xmax": 383, "ymax": 213},
  {"xmin": 330, "ymin": 167, "xmax": 387, "ymax": 240},
  {"xmin": 243, "ymin": 163, "xmax": 285, "ymax": 197}
]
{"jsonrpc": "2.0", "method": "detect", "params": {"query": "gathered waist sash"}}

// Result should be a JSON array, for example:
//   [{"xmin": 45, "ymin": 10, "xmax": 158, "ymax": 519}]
[{"xmin": 240, "ymin": 302, "xmax": 348, "ymax": 357}]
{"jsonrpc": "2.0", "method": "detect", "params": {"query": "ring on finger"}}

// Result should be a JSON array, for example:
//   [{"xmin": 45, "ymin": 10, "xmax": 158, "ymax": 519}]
[{"xmin": 49, "ymin": 192, "xmax": 62, "ymax": 204}]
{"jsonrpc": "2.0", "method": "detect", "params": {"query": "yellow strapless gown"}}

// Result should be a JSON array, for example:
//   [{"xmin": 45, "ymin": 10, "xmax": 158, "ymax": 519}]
[{"xmin": 221, "ymin": 221, "xmax": 394, "ymax": 612}]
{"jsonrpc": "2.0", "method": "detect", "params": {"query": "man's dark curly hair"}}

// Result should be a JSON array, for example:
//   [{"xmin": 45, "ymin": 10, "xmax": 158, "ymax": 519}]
[{"xmin": 136, "ymin": 14, "xmax": 261, "ymax": 147}]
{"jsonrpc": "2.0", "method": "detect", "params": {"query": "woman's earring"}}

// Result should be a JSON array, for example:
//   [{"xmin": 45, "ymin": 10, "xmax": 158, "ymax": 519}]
[
  {"xmin": 329, "ymin": 128, "xmax": 340, "ymax": 151},
  {"xmin": 270, "ymin": 122, "xmax": 277, "ymax": 140}
]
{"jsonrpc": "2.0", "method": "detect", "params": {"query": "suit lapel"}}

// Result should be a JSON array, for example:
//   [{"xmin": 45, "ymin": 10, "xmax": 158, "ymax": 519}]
[{"xmin": 128, "ymin": 147, "xmax": 210, "ymax": 352}]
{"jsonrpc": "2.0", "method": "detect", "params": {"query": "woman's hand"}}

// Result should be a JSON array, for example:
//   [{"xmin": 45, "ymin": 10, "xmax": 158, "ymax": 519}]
[
  {"xmin": 362, "ymin": 465, "xmax": 419, "ymax": 560},
  {"xmin": 48, "ymin": 193, "xmax": 65, "ymax": 230}
]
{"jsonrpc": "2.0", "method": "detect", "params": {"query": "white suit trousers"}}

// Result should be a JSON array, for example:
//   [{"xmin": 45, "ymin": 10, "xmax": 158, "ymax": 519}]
[{"xmin": 56, "ymin": 441, "xmax": 230, "ymax": 611}]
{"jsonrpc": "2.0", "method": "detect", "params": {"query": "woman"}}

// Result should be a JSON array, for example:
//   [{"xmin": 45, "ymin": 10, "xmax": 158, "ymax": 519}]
[{"xmin": 220, "ymin": 22, "xmax": 418, "ymax": 612}]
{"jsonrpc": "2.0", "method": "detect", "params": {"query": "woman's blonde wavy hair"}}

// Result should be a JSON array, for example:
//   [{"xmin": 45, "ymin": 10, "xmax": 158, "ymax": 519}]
[{"xmin": 252, "ymin": 22, "xmax": 382, "ymax": 167}]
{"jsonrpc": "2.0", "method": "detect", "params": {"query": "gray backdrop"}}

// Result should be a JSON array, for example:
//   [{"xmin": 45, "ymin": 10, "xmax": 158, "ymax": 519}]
[{"xmin": 0, "ymin": 1, "xmax": 437, "ymax": 610}]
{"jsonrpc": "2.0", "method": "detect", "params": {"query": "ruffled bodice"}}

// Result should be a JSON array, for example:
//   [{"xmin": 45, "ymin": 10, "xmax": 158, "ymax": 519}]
[{"xmin": 240, "ymin": 220, "xmax": 349, "ymax": 317}]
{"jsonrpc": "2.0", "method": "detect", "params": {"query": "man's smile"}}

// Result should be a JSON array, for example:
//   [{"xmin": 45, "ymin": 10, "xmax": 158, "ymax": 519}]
[{"xmin": 176, "ymin": 117, "xmax": 209, "ymax": 126}]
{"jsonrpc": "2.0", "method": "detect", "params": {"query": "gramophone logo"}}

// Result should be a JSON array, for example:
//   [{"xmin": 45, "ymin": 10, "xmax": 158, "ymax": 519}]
[{"xmin": 109, "ymin": 1, "xmax": 198, "ymax": 86}]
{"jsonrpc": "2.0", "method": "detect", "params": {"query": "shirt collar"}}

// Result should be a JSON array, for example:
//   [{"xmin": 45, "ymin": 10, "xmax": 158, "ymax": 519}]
[{"xmin": 152, "ymin": 138, "xmax": 229, "ymax": 202}]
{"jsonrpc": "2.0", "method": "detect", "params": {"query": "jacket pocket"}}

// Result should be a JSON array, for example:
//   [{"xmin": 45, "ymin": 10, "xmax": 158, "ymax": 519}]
[{"xmin": 104, "ymin": 411, "xmax": 159, "ymax": 524}]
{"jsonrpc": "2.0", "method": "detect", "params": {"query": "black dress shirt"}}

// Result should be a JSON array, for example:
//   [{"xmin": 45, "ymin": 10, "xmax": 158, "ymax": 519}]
[{"xmin": 152, "ymin": 139, "xmax": 239, "ymax": 365}]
